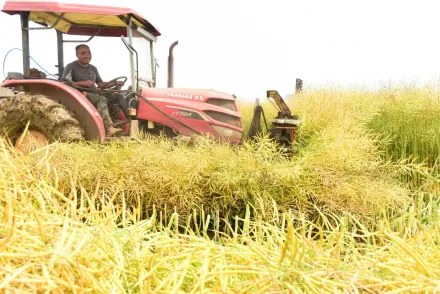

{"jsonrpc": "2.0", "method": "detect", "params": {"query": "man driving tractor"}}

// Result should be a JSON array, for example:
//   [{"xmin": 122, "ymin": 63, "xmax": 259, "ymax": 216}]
[{"xmin": 62, "ymin": 44, "xmax": 130, "ymax": 137}]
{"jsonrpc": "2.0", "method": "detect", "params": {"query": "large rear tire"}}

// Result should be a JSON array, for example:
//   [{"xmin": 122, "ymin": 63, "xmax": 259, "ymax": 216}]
[{"xmin": 0, "ymin": 94, "xmax": 85, "ymax": 151}]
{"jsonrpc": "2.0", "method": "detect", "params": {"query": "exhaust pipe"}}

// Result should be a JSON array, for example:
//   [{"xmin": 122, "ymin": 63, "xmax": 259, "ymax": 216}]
[{"xmin": 167, "ymin": 40, "xmax": 179, "ymax": 88}]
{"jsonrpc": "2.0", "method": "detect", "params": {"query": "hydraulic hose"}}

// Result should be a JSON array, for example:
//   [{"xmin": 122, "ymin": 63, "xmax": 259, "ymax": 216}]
[{"xmin": 2, "ymin": 48, "xmax": 57, "ymax": 79}]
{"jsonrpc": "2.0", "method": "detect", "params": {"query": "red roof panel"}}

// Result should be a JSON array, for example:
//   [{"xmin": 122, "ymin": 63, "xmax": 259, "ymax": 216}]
[{"xmin": 1, "ymin": 0, "xmax": 161, "ymax": 37}]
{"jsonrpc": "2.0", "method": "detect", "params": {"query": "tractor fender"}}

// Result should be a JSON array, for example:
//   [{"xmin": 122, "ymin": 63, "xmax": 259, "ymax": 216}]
[{"xmin": 1, "ymin": 79, "xmax": 105, "ymax": 143}]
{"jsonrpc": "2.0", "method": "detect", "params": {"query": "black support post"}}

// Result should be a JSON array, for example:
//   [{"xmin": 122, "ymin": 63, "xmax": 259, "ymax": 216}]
[
  {"xmin": 20, "ymin": 12, "xmax": 30, "ymax": 75},
  {"xmin": 295, "ymin": 78, "xmax": 303, "ymax": 94},
  {"xmin": 57, "ymin": 30, "xmax": 64, "ymax": 77}
]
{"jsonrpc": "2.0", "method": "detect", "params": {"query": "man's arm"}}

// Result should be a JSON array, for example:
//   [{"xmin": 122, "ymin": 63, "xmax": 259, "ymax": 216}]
[
  {"xmin": 97, "ymin": 81, "xmax": 113, "ymax": 89},
  {"xmin": 95, "ymin": 67, "xmax": 110, "ymax": 89},
  {"xmin": 97, "ymin": 81, "xmax": 122, "ymax": 89},
  {"xmin": 97, "ymin": 78, "xmax": 121, "ymax": 89},
  {"xmin": 75, "ymin": 80, "xmax": 95, "ymax": 87},
  {"xmin": 95, "ymin": 66, "xmax": 124, "ymax": 89}
]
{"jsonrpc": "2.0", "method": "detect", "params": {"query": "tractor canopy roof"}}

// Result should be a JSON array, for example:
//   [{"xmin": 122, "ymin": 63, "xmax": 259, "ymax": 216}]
[{"xmin": 1, "ymin": 0, "xmax": 161, "ymax": 37}]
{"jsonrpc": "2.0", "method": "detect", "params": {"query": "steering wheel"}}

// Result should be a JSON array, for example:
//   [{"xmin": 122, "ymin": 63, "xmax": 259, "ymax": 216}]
[{"xmin": 101, "ymin": 76, "xmax": 128, "ymax": 90}]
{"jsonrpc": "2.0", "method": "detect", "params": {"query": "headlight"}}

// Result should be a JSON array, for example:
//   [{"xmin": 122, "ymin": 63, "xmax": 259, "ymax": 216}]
[{"xmin": 212, "ymin": 125, "xmax": 242, "ymax": 140}]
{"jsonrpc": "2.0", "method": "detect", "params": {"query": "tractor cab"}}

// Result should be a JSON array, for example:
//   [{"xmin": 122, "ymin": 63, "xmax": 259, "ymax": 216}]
[
  {"xmin": 0, "ymin": 0, "xmax": 244, "ymax": 146},
  {"xmin": 2, "ymin": 0, "xmax": 159, "ymax": 89}
]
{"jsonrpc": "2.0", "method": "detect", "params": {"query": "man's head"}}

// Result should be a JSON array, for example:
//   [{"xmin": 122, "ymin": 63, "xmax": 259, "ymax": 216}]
[{"xmin": 75, "ymin": 44, "xmax": 91, "ymax": 66}]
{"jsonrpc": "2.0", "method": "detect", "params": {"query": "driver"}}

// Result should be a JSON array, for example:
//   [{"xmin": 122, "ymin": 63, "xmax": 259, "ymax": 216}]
[{"xmin": 61, "ymin": 44, "xmax": 129, "ymax": 137}]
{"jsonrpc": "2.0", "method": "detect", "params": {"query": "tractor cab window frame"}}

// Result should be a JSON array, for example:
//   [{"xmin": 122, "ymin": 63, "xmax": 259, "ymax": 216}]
[
  {"xmin": 125, "ymin": 17, "xmax": 156, "ymax": 90},
  {"xmin": 129, "ymin": 30, "xmax": 155, "ymax": 89}
]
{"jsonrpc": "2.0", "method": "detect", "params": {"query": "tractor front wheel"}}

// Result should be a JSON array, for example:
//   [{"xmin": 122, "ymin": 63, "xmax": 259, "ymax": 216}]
[{"xmin": 0, "ymin": 94, "xmax": 85, "ymax": 152}]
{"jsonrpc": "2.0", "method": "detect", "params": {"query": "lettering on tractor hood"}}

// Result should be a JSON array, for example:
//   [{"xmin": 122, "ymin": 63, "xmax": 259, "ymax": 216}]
[{"xmin": 166, "ymin": 92, "xmax": 205, "ymax": 101}]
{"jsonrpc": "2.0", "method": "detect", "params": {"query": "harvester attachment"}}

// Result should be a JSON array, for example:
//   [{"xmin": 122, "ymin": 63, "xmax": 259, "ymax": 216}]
[{"xmin": 248, "ymin": 90, "xmax": 301, "ymax": 154}]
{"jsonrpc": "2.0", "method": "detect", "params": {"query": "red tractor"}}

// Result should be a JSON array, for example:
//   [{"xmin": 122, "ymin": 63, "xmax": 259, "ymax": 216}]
[
  {"xmin": 0, "ymin": 0, "xmax": 245, "ymax": 149},
  {"xmin": 0, "ymin": 1, "xmax": 299, "ymax": 152}
]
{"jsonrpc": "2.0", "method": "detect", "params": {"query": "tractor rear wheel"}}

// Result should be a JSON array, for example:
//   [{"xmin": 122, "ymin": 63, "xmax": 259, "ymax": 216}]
[{"xmin": 0, "ymin": 94, "xmax": 85, "ymax": 152}]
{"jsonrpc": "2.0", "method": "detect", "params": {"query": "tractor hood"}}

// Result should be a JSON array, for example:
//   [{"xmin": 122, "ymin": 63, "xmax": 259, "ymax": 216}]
[{"xmin": 1, "ymin": 0, "xmax": 161, "ymax": 38}]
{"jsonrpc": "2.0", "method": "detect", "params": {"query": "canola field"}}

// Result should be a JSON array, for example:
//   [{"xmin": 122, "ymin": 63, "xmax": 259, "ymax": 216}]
[{"xmin": 0, "ymin": 83, "xmax": 439, "ymax": 293}]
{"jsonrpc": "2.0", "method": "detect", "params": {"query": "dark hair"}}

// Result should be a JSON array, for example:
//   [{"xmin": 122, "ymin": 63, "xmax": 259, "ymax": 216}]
[{"xmin": 75, "ymin": 44, "xmax": 89, "ymax": 53}]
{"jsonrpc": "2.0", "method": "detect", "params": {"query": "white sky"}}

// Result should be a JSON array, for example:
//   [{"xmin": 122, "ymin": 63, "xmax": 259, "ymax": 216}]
[{"xmin": 1, "ymin": 0, "xmax": 440, "ymax": 100}]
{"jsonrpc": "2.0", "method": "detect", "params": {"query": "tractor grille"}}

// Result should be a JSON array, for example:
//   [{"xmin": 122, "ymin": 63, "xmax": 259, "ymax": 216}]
[
  {"xmin": 205, "ymin": 99, "xmax": 236, "ymax": 111},
  {"xmin": 204, "ymin": 110, "xmax": 241, "ymax": 128}
]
